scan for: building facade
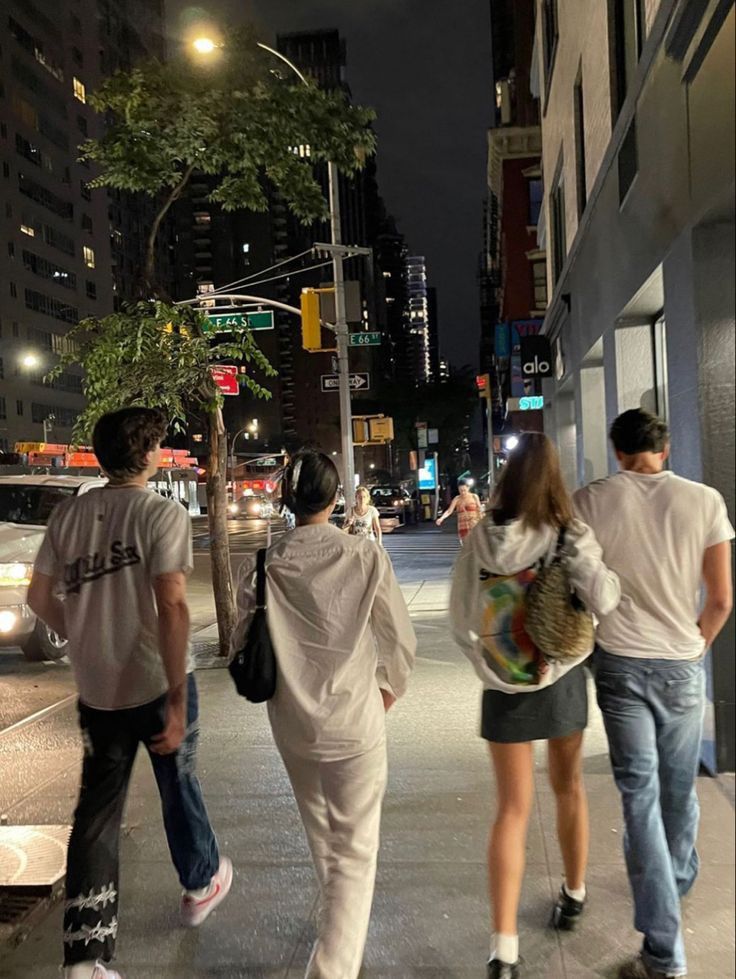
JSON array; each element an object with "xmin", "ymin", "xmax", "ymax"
[
  {"xmin": 535, "ymin": 0, "xmax": 735, "ymax": 770},
  {"xmin": 406, "ymin": 256, "xmax": 431, "ymax": 386},
  {"xmin": 482, "ymin": 0, "xmax": 548, "ymax": 453},
  {"xmin": 0, "ymin": 0, "xmax": 167, "ymax": 450}
]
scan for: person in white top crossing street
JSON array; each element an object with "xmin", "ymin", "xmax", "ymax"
[
  {"xmin": 232, "ymin": 450, "xmax": 416, "ymax": 979},
  {"xmin": 574, "ymin": 409, "xmax": 734, "ymax": 979}
]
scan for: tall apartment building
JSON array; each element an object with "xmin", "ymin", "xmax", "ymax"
[
  {"xmin": 0, "ymin": 0, "xmax": 167, "ymax": 451},
  {"xmin": 534, "ymin": 0, "xmax": 735, "ymax": 770},
  {"xmin": 406, "ymin": 256, "xmax": 431, "ymax": 386}
]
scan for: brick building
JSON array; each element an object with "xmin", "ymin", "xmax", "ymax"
[{"xmin": 535, "ymin": 0, "xmax": 735, "ymax": 770}]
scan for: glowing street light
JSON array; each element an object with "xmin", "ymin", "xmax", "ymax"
[
  {"xmin": 192, "ymin": 37, "xmax": 217, "ymax": 54},
  {"xmin": 505, "ymin": 436, "xmax": 519, "ymax": 451},
  {"xmin": 21, "ymin": 353, "xmax": 40, "ymax": 369}
]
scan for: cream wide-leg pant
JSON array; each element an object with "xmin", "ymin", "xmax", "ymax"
[{"xmin": 278, "ymin": 739, "xmax": 388, "ymax": 979}]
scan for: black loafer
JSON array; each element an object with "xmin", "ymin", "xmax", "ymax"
[
  {"xmin": 487, "ymin": 958, "xmax": 521, "ymax": 978},
  {"xmin": 550, "ymin": 884, "xmax": 586, "ymax": 930}
]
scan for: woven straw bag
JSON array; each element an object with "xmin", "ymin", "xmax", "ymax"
[{"xmin": 525, "ymin": 527, "xmax": 594, "ymax": 660}]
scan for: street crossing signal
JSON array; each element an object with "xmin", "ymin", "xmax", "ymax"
[
  {"xmin": 476, "ymin": 373, "xmax": 491, "ymax": 398},
  {"xmin": 301, "ymin": 289, "xmax": 322, "ymax": 351}
]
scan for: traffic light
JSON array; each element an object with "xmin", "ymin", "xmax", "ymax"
[
  {"xmin": 352, "ymin": 418, "xmax": 369, "ymax": 443},
  {"xmin": 369, "ymin": 417, "xmax": 394, "ymax": 442},
  {"xmin": 476, "ymin": 373, "xmax": 491, "ymax": 398},
  {"xmin": 301, "ymin": 289, "xmax": 322, "ymax": 351}
]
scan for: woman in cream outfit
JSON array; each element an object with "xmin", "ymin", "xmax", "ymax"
[{"xmin": 233, "ymin": 451, "xmax": 416, "ymax": 978}]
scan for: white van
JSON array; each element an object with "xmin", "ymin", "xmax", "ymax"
[{"xmin": 0, "ymin": 475, "xmax": 105, "ymax": 660}]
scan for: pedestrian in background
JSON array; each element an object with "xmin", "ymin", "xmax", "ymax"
[
  {"xmin": 436, "ymin": 478, "xmax": 483, "ymax": 543},
  {"xmin": 28, "ymin": 407, "xmax": 231, "ymax": 979},
  {"xmin": 574, "ymin": 409, "xmax": 734, "ymax": 979},
  {"xmin": 233, "ymin": 450, "xmax": 416, "ymax": 979},
  {"xmin": 343, "ymin": 484, "xmax": 382, "ymax": 543},
  {"xmin": 450, "ymin": 433, "xmax": 620, "ymax": 979}
]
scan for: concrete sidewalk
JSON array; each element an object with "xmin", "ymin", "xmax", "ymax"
[{"xmin": 2, "ymin": 600, "xmax": 733, "ymax": 978}]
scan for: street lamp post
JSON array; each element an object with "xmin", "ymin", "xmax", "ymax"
[
  {"xmin": 193, "ymin": 37, "xmax": 357, "ymax": 509},
  {"xmin": 43, "ymin": 414, "xmax": 55, "ymax": 444}
]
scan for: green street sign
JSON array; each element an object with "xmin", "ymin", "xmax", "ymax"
[
  {"xmin": 349, "ymin": 332, "xmax": 381, "ymax": 347},
  {"xmin": 205, "ymin": 310, "xmax": 274, "ymax": 332}
]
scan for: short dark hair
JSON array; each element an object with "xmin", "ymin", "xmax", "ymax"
[
  {"xmin": 609, "ymin": 408, "xmax": 669, "ymax": 455},
  {"xmin": 93, "ymin": 407, "xmax": 168, "ymax": 479},
  {"xmin": 282, "ymin": 450, "xmax": 339, "ymax": 519}
]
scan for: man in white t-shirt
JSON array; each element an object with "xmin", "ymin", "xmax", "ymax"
[
  {"xmin": 574, "ymin": 409, "xmax": 734, "ymax": 979},
  {"xmin": 29, "ymin": 408, "xmax": 232, "ymax": 979}
]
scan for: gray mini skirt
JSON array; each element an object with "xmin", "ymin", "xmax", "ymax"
[{"xmin": 481, "ymin": 664, "xmax": 589, "ymax": 743}]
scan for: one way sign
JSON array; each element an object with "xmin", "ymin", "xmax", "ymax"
[{"xmin": 320, "ymin": 372, "xmax": 370, "ymax": 393}]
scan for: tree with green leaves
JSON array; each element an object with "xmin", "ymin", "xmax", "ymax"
[{"xmin": 53, "ymin": 30, "xmax": 375, "ymax": 653}]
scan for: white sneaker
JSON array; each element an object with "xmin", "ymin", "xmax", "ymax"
[{"xmin": 180, "ymin": 857, "xmax": 233, "ymax": 927}]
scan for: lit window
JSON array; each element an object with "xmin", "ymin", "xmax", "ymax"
[
  {"xmin": 290, "ymin": 144, "xmax": 311, "ymax": 158},
  {"xmin": 83, "ymin": 245, "xmax": 95, "ymax": 268},
  {"xmin": 73, "ymin": 77, "xmax": 86, "ymax": 103},
  {"xmin": 193, "ymin": 212, "xmax": 211, "ymax": 227},
  {"xmin": 20, "ymin": 224, "xmax": 35, "ymax": 237},
  {"xmin": 242, "ymin": 243, "xmax": 250, "ymax": 253}
]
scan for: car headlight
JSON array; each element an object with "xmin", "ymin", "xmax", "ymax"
[
  {"xmin": 0, "ymin": 609, "xmax": 19, "ymax": 633},
  {"xmin": 0, "ymin": 563, "xmax": 34, "ymax": 587},
  {"xmin": 228, "ymin": 503, "xmax": 239, "ymax": 514}
]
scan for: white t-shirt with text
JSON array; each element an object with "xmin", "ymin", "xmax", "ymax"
[
  {"xmin": 35, "ymin": 486, "xmax": 194, "ymax": 709},
  {"xmin": 574, "ymin": 471, "xmax": 734, "ymax": 660}
]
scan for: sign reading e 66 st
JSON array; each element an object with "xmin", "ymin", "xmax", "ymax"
[{"xmin": 210, "ymin": 365, "xmax": 239, "ymax": 396}]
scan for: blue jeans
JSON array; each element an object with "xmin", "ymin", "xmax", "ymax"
[
  {"xmin": 593, "ymin": 648, "xmax": 705, "ymax": 976},
  {"xmin": 64, "ymin": 674, "xmax": 220, "ymax": 965}
]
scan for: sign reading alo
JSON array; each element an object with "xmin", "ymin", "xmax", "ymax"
[{"xmin": 520, "ymin": 335, "xmax": 553, "ymax": 377}]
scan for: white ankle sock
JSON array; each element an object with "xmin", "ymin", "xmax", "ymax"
[
  {"xmin": 64, "ymin": 963, "xmax": 97, "ymax": 979},
  {"xmin": 185, "ymin": 879, "xmax": 214, "ymax": 899},
  {"xmin": 491, "ymin": 933, "xmax": 519, "ymax": 965},
  {"xmin": 564, "ymin": 880, "xmax": 586, "ymax": 902}
]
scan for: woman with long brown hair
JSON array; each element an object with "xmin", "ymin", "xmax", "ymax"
[{"xmin": 450, "ymin": 433, "xmax": 620, "ymax": 979}]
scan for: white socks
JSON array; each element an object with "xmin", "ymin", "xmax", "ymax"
[
  {"xmin": 64, "ymin": 963, "xmax": 97, "ymax": 979},
  {"xmin": 491, "ymin": 933, "xmax": 519, "ymax": 965},
  {"xmin": 185, "ymin": 879, "xmax": 214, "ymax": 900},
  {"xmin": 564, "ymin": 880, "xmax": 587, "ymax": 903}
]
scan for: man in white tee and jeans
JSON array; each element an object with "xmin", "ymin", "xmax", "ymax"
[
  {"xmin": 574, "ymin": 409, "xmax": 733, "ymax": 979},
  {"xmin": 29, "ymin": 407, "xmax": 232, "ymax": 979}
]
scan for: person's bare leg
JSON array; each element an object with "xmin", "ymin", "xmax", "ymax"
[
  {"xmin": 547, "ymin": 730, "xmax": 588, "ymax": 892},
  {"xmin": 488, "ymin": 741, "xmax": 535, "ymax": 937}
]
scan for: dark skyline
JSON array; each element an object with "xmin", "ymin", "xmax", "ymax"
[{"xmin": 167, "ymin": 0, "xmax": 493, "ymax": 368}]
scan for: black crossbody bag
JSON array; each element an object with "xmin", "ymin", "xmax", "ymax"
[{"xmin": 228, "ymin": 548, "xmax": 277, "ymax": 702}]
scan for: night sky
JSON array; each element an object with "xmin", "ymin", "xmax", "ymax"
[{"xmin": 168, "ymin": 1, "xmax": 493, "ymax": 368}]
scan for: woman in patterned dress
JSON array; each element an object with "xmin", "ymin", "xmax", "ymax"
[{"xmin": 436, "ymin": 479, "xmax": 483, "ymax": 543}]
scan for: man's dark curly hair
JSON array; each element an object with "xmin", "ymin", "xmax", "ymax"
[
  {"xmin": 93, "ymin": 407, "xmax": 168, "ymax": 479},
  {"xmin": 609, "ymin": 408, "xmax": 669, "ymax": 455}
]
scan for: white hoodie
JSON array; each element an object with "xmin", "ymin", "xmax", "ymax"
[{"xmin": 450, "ymin": 516, "xmax": 620, "ymax": 694}]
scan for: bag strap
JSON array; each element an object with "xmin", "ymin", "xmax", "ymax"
[{"xmin": 255, "ymin": 548, "xmax": 267, "ymax": 610}]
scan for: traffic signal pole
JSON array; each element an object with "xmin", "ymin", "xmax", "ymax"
[{"xmin": 328, "ymin": 161, "xmax": 356, "ymax": 510}]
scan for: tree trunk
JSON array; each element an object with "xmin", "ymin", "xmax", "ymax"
[
  {"xmin": 206, "ymin": 410, "xmax": 236, "ymax": 656},
  {"xmin": 144, "ymin": 163, "xmax": 196, "ymax": 293}
]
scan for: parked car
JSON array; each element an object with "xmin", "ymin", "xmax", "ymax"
[
  {"xmin": 369, "ymin": 485, "xmax": 416, "ymax": 531},
  {"xmin": 228, "ymin": 494, "xmax": 274, "ymax": 520},
  {"xmin": 0, "ymin": 475, "xmax": 106, "ymax": 661}
]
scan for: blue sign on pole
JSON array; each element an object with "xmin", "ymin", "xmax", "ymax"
[
  {"xmin": 494, "ymin": 323, "xmax": 511, "ymax": 359},
  {"xmin": 418, "ymin": 455, "xmax": 437, "ymax": 491}
]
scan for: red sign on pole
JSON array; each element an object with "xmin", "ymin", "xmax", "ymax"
[{"xmin": 210, "ymin": 365, "xmax": 239, "ymax": 396}]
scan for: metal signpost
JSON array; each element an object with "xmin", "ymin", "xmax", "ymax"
[{"xmin": 321, "ymin": 373, "xmax": 370, "ymax": 393}]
